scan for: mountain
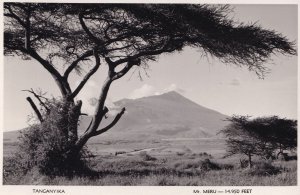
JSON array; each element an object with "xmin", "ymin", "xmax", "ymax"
[
  {"xmin": 79, "ymin": 91, "xmax": 229, "ymax": 141},
  {"xmin": 4, "ymin": 91, "xmax": 229, "ymax": 143}
]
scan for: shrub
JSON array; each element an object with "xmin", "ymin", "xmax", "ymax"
[
  {"xmin": 199, "ymin": 152, "xmax": 212, "ymax": 158},
  {"xmin": 245, "ymin": 161, "xmax": 281, "ymax": 176},
  {"xmin": 176, "ymin": 152, "xmax": 185, "ymax": 156},
  {"xmin": 10, "ymin": 99, "xmax": 92, "ymax": 177},
  {"xmin": 171, "ymin": 158, "xmax": 224, "ymax": 172},
  {"xmin": 200, "ymin": 159, "xmax": 221, "ymax": 171},
  {"xmin": 218, "ymin": 163, "xmax": 234, "ymax": 170},
  {"xmin": 115, "ymin": 151, "xmax": 126, "ymax": 156},
  {"xmin": 139, "ymin": 151, "xmax": 157, "ymax": 161}
]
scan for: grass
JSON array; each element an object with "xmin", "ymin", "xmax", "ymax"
[{"xmin": 3, "ymin": 151, "xmax": 297, "ymax": 186}]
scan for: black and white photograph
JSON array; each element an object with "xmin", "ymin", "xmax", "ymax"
[{"xmin": 1, "ymin": 0, "xmax": 298, "ymax": 194}]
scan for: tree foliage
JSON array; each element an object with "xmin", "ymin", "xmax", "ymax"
[
  {"xmin": 220, "ymin": 116, "xmax": 297, "ymax": 167},
  {"xmin": 4, "ymin": 3, "xmax": 296, "ymax": 174},
  {"xmin": 15, "ymin": 99, "xmax": 91, "ymax": 176},
  {"xmin": 4, "ymin": 4, "xmax": 296, "ymax": 78},
  {"xmin": 243, "ymin": 116, "xmax": 297, "ymax": 156}
]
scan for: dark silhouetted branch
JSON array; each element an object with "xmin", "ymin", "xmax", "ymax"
[
  {"xmin": 4, "ymin": 4, "xmax": 26, "ymax": 27},
  {"xmin": 92, "ymin": 107, "xmax": 126, "ymax": 136},
  {"xmin": 84, "ymin": 117, "xmax": 93, "ymax": 133},
  {"xmin": 22, "ymin": 88, "xmax": 50, "ymax": 113},
  {"xmin": 79, "ymin": 12, "xmax": 104, "ymax": 45},
  {"xmin": 26, "ymin": 96, "xmax": 43, "ymax": 123},
  {"xmin": 64, "ymin": 50, "xmax": 94, "ymax": 78},
  {"xmin": 69, "ymin": 49, "xmax": 101, "ymax": 100}
]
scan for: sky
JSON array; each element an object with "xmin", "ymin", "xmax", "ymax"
[{"xmin": 2, "ymin": 4, "xmax": 298, "ymax": 131}]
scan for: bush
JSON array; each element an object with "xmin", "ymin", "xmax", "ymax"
[
  {"xmin": 245, "ymin": 161, "xmax": 281, "ymax": 176},
  {"xmin": 200, "ymin": 159, "xmax": 221, "ymax": 171},
  {"xmin": 176, "ymin": 152, "xmax": 185, "ymax": 156},
  {"xmin": 199, "ymin": 152, "xmax": 212, "ymax": 158},
  {"xmin": 11, "ymin": 99, "xmax": 91, "ymax": 177},
  {"xmin": 171, "ymin": 158, "xmax": 223, "ymax": 172},
  {"xmin": 139, "ymin": 151, "xmax": 157, "ymax": 161}
]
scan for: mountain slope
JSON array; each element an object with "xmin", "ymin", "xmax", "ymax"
[
  {"xmin": 79, "ymin": 91, "xmax": 229, "ymax": 141},
  {"xmin": 4, "ymin": 91, "xmax": 229, "ymax": 142}
]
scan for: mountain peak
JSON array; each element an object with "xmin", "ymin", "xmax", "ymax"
[
  {"xmin": 157, "ymin": 90, "xmax": 189, "ymax": 102},
  {"xmin": 162, "ymin": 90, "xmax": 181, "ymax": 96}
]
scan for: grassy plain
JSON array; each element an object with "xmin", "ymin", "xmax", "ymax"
[{"xmin": 3, "ymin": 138, "xmax": 297, "ymax": 186}]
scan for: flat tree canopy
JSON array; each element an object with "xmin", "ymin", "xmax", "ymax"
[
  {"xmin": 220, "ymin": 116, "xmax": 297, "ymax": 166},
  {"xmin": 242, "ymin": 116, "xmax": 297, "ymax": 156},
  {"xmin": 3, "ymin": 3, "xmax": 297, "ymax": 174}
]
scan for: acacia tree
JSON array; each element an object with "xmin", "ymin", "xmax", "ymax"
[
  {"xmin": 220, "ymin": 116, "xmax": 297, "ymax": 168},
  {"xmin": 244, "ymin": 116, "xmax": 297, "ymax": 158},
  {"xmin": 4, "ymin": 3, "xmax": 296, "ymax": 171},
  {"xmin": 219, "ymin": 116, "xmax": 263, "ymax": 168}
]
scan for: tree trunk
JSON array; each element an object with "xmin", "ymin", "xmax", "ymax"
[
  {"xmin": 67, "ymin": 100, "xmax": 82, "ymax": 145},
  {"xmin": 277, "ymin": 144, "xmax": 283, "ymax": 159},
  {"xmin": 248, "ymin": 152, "xmax": 252, "ymax": 168},
  {"xmin": 72, "ymin": 77, "xmax": 113, "ymax": 155}
]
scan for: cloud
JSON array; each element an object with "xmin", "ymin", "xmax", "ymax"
[
  {"xmin": 88, "ymin": 97, "xmax": 98, "ymax": 107},
  {"xmin": 128, "ymin": 83, "xmax": 186, "ymax": 99},
  {"xmin": 163, "ymin": 83, "xmax": 186, "ymax": 94},
  {"xmin": 74, "ymin": 79, "xmax": 123, "ymax": 116},
  {"xmin": 74, "ymin": 80, "xmax": 99, "ymax": 115},
  {"xmin": 128, "ymin": 84, "xmax": 157, "ymax": 99},
  {"xmin": 86, "ymin": 96, "xmax": 121, "ymax": 116},
  {"xmin": 87, "ymin": 80, "xmax": 97, "ymax": 88},
  {"xmin": 105, "ymin": 97, "xmax": 121, "ymax": 117},
  {"xmin": 229, "ymin": 78, "xmax": 241, "ymax": 86}
]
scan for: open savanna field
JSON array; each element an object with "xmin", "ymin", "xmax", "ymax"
[{"xmin": 3, "ymin": 137, "xmax": 297, "ymax": 186}]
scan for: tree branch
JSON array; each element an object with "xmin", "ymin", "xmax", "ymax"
[
  {"xmin": 105, "ymin": 57, "xmax": 116, "ymax": 73},
  {"xmin": 112, "ymin": 58, "xmax": 141, "ymax": 80},
  {"xmin": 22, "ymin": 88, "xmax": 50, "ymax": 113},
  {"xmin": 63, "ymin": 50, "xmax": 94, "ymax": 78},
  {"xmin": 25, "ymin": 5, "xmax": 31, "ymax": 49},
  {"xmin": 26, "ymin": 97, "xmax": 43, "ymax": 123},
  {"xmin": 23, "ymin": 49, "xmax": 62, "ymax": 79},
  {"xmin": 68, "ymin": 49, "xmax": 101, "ymax": 100},
  {"xmin": 21, "ymin": 48, "xmax": 71, "ymax": 96},
  {"xmin": 112, "ymin": 44, "xmax": 174, "ymax": 66},
  {"xmin": 5, "ymin": 4, "xmax": 26, "ymax": 27},
  {"xmin": 79, "ymin": 12, "xmax": 104, "ymax": 45},
  {"xmin": 84, "ymin": 117, "xmax": 93, "ymax": 133},
  {"xmin": 106, "ymin": 44, "xmax": 134, "ymax": 54},
  {"xmin": 92, "ymin": 107, "xmax": 126, "ymax": 136}
]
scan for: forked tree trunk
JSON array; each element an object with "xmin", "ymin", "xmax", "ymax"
[
  {"xmin": 69, "ymin": 78, "xmax": 114, "ymax": 157},
  {"xmin": 55, "ymin": 100, "xmax": 86, "ymax": 171}
]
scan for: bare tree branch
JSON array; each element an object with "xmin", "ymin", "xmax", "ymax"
[
  {"xmin": 23, "ymin": 49, "xmax": 61, "ymax": 79},
  {"xmin": 20, "ymin": 49, "xmax": 72, "ymax": 97},
  {"xmin": 22, "ymin": 88, "xmax": 50, "ymax": 113},
  {"xmin": 68, "ymin": 49, "xmax": 101, "ymax": 100},
  {"xmin": 84, "ymin": 117, "xmax": 93, "ymax": 133},
  {"xmin": 64, "ymin": 50, "xmax": 94, "ymax": 78},
  {"xmin": 92, "ymin": 107, "xmax": 126, "ymax": 136},
  {"xmin": 26, "ymin": 97, "xmax": 43, "ymax": 123},
  {"xmin": 112, "ymin": 58, "xmax": 141, "ymax": 80}
]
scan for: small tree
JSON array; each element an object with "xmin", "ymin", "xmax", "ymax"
[
  {"xmin": 220, "ymin": 116, "xmax": 262, "ymax": 168},
  {"xmin": 244, "ymin": 116, "xmax": 297, "ymax": 158},
  {"xmin": 220, "ymin": 116, "xmax": 297, "ymax": 167},
  {"xmin": 4, "ymin": 3, "xmax": 296, "ymax": 174}
]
